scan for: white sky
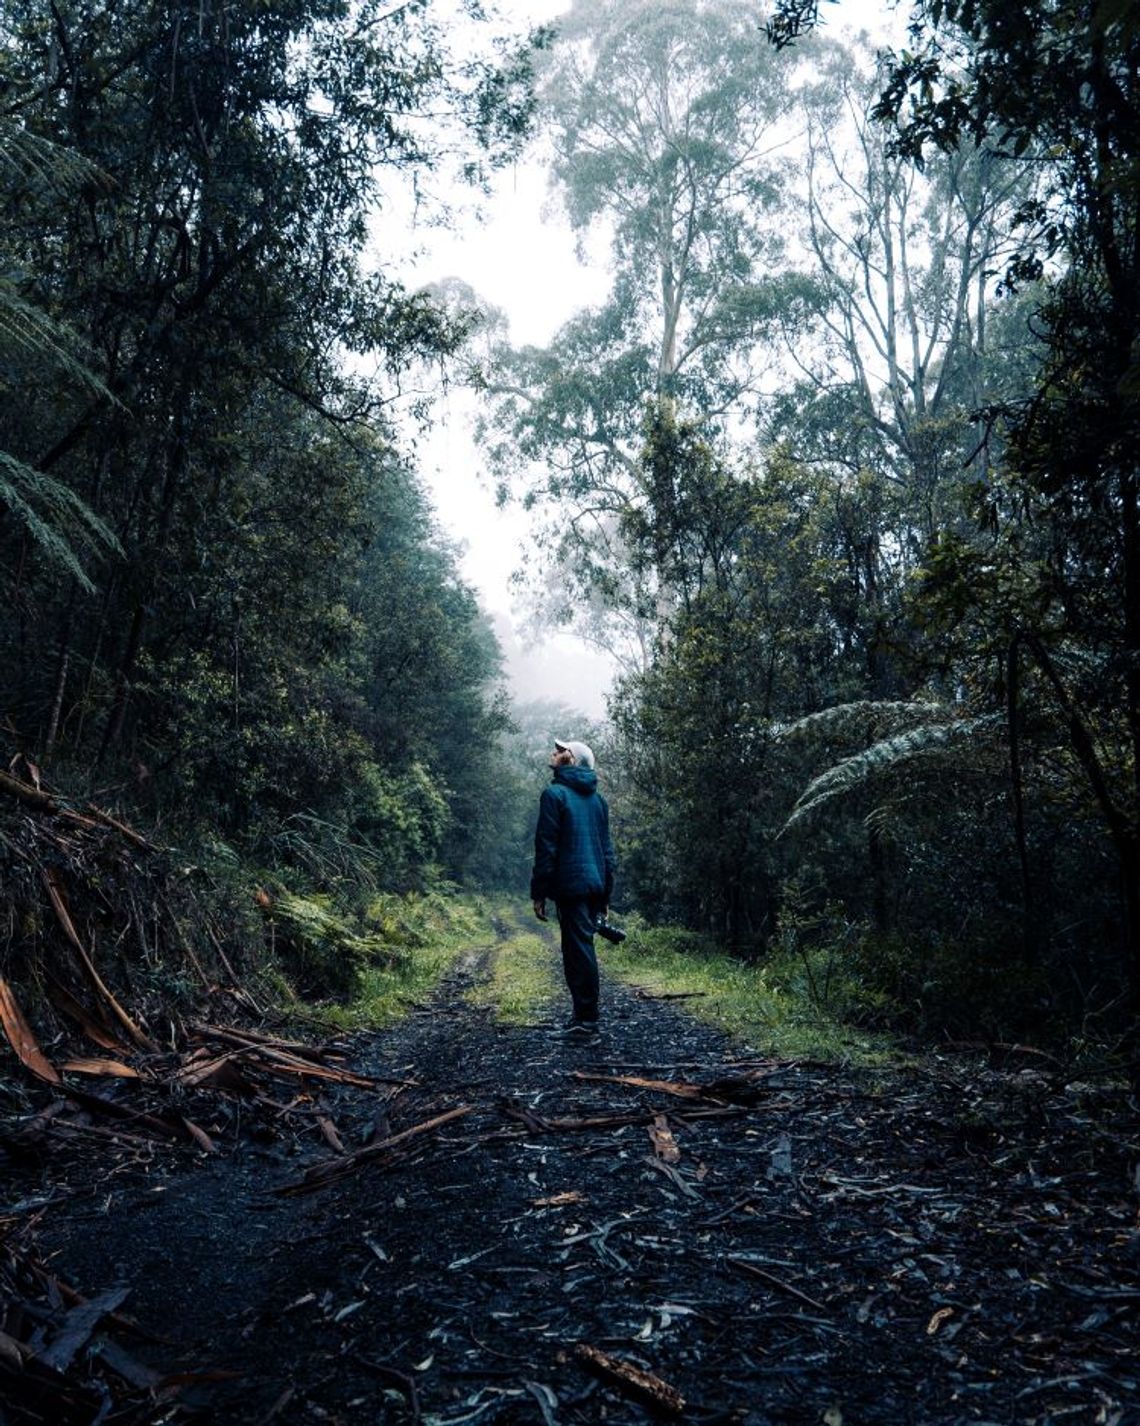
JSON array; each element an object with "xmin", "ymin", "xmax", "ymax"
[{"xmin": 389, "ymin": 0, "xmax": 909, "ymax": 720}]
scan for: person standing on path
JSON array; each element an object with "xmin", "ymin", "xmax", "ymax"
[{"xmin": 530, "ymin": 738, "xmax": 617, "ymax": 1037}]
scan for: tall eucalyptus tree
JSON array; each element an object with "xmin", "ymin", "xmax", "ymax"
[
  {"xmin": 478, "ymin": 0, "xmax": 810, "ymax": 652},
  {"xmin": 0, "ymin": 0, "xmax": 538, "ymax": 880},
  {"xmin": 770, "ymin": 44, "xmax": 1034, "ymax": 695},
  {"xmin": 767, "ymin": 0, "xmax": 1140, "ymax": 1021}
]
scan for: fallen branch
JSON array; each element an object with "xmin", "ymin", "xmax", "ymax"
[
  {"xmin": 634, "ymin": 989, "xmax": 707, "ymax": 1001},
  {"xmin": 727, "ymin": 1257, "xmax": 830, "ymax": 1313},
  {"xmin": 573, "ymin": 1343, "xmax": 685, "ymax": 1416},
  {"xmin": 570, "ymin": 1071, "xmax": 705, "ymax": 1100},
  {"xmin": 0, "ymin": 976, "xmax": 62, "ymax": 1084},
  {"xmin": 275, "ymin": 1104, "xmax": 474, "ymax": 1195},
  {"xmin": 0, "ymin": 768, "xmax": 56, "ymax": 811},
  {"xmin": 41, "ymin": 868, "xmax": 156, "ymax": 1051}
]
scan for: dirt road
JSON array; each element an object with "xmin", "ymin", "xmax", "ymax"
[{"xmin": 33, "ymin": 928, "xmax": 1139, "ymax": 1425}]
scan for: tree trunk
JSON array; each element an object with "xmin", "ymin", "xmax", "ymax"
[{"xmin": 1005, "ymin": 635, "xmax": 1036, "ymax": 961}]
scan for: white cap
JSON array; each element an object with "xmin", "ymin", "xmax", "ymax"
[{"xmin": 555, "ymin": 738, "xmax": 595, "ymax": 770}]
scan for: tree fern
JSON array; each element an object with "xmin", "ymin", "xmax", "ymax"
[
  {"xmin": 0, "ymin": 119, "xmax": 107, "ymax": 193},
  {"xmin": 0, "ymin": 452, "xmax": 122, "ymax": 592},
  {"xmin": 782, "ymin": 716, "xmax": 1002, "ymax": 832},
  {"xmin": 0, "ymin": 286, "xmax": 113, "ymax": 398},
  {"xmin": 0, "ymin": 122, "xmax": 118, "ymax": 585},
  {"xmin": 779, "ymin": 698, "xmax": 948, "ymax": 742}
]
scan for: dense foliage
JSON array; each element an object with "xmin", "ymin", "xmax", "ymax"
[
  {"xmin": 0, "ymin": 0, "xmax": 542, "ymax": 897},
  {"xmin": 483, "ymin": 0, "xmax": 1140, "ymax": 1048},
  {"xmin": 5, "ymin": 0, "xmax": 1136, "ymax": 1052}
]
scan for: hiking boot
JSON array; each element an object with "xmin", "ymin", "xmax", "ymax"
[{"xmin": 555, "ymin": 1018, "xmax": 599, "ymax": 1039}]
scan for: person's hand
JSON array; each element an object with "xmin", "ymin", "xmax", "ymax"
[{"xmin": 533, "ymin": 898, "xmax": 547, "ymax": 922}]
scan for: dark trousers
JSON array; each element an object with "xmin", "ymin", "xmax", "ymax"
[{"xmin": 556, "ymin": 897, "xmax": 600, "ymax": 1022}]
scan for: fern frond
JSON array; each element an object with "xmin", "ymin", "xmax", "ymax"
[
  {"xmin": 269, "ymin": 812, "xmax": 387, "ymax": 892},
  {"xmin": 0, "ymin": 283, "xmax": 115, "ymax": 401},
  {"xmin": 862, "ymin": 797, "xmax": 917, "ymax": 838},
  {"xmin": 778, "ymin": 699, "xmax": 947, "ymax": 743},
  {"xmin": 782, "ymin": 717, "xmax": 1001, "ymax": 832},
  {"xmin": 0, "ymin": 121, "xmax": 107, "ymax": 194},
  {"xmin": 0, "ymin": 451, "xmax": 122, "ymax": 590}
]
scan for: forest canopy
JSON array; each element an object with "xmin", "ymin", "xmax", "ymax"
[
  {"xmin": 0, "ymin": 0, "xmax": 546, "ymax": 898},
  {"xmin": 476, "ymin": 0, "xmax": 1140, "ymax": 1047},
  {"xmin": 3, "ymin": 0, "xmax": 1138, "ymax": 1053}
]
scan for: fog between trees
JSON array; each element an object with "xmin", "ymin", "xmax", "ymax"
[{"xmin": 3, "ymin": 0, "xmax": 1137, "ymax": 1049}]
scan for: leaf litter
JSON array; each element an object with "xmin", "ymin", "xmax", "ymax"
[{"xmin": 1, "ymin": 912, "xmax": 1138, "ymax": 1424}]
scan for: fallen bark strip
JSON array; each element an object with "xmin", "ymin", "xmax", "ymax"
[
  {"xmin": 92, "ymin": 1337, "xmax": 164, "ymax": 1390},
  {"xmin": 175, "ymin": 1048, "xmax": 253, "ymax": 1091},
  {"xmin": 61, "ymin": 1082, "xmax": 184, "ymax": 1140},
  {"xmin": 570, "ymin": 1068, "xmax": 780, "ymax": 1106},
  {"xmin": 43, "ymin": 1118, "xmax": 157, "ymax": 1150},
  {"xmin": 59, "ymin": 1057, "xmax": 143, "ymax": 1079},
  {"xmin": 36, "ymin": 1285, "xmax": 131, "ymax": 1373},
  {"xmin": 191, "ymin": 1024, "xmax": 401, "ymax": 1088},
  {"xmin": 48, "ymin": 979, "xmax": 129, "ymax": 1053},
  {"xmin": 0, "ymin": 976, "xmax": 62, "ymax": 1084},
  {"xmin": 275, "ymin": 1105, "xmax": 474, "ymax": 1195},
  {"xmin": 644, "ymin": 1154, "xmax": 701, "ymax": 1200},
  {"xmin": 504, "ymin": 1103, "xmax": 743, "ymax": 1133},
  {"xmin": 52, "ymin": 1277, "xmax": 174, "ymax": 1345},
  {"xmin": 570, "ymin": 1071, "xmax": 705, "ymax": 1100},
  {"xmin": 180, "ymin": 1117, "xmax": 218, "ymax": 1154},
  {"xmin": 191, "ymin": 1022, "xmax": 340, "ymax": 1061},
  {"xmin": 41, "ymin": 868, "xmax": 157, "ymax": 1051},
  {"xmin": 726, "ymin": 1257, "xmax": 830, "ymax": 1313},
  {"xmin": 180, "ymin": 1037, "xmax": 382, "ymax": 1092},
  {"xmin": 573, "ymin": 1344, "xmax": 685, "ymax": 1416},
  {"xmin": 252, "ymin": 1045, "xmax": 380, "ymax": 1089},
  {"xmin": 0, "ymin": 769, "xmax": 160, "ymax": 857},
  {"xmin": 79, "ymin": 804, "xmax": 156, "ymax": 850}
]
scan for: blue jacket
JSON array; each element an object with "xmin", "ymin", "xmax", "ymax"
[{"xmin": 530, "ymin": 764, "xmax": 617, "ymax": 903}]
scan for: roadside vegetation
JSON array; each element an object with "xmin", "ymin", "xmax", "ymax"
[
  {"xmin": 279, "ymin": 892, "xmax": 493, "ymax": 1032},
  {"xmin": 601, "ymin": 922, "xmax": 897, "ymax": 1065},
  {"xmin": 455, "ymin": 903, "xmax": 896, "ymax": 1065},
  {"xmin": 3, "ymin": 0, "xmax": 1138, "ymax": 1078}
]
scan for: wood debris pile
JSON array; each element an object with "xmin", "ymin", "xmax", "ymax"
[
  {"xmin": 1, "ymin": 1016, "xmax": 406, "ymax": 1166},
  {"xmin": 5, "ymin": 959, "xmax": 1138, "ymax": 1424},
  {"xmin": 0, "ymin": 1213, "xmax": 175, "ymax": 1425},
  {"xmin": 0, "ymin": 760, "xmax": 259, "ymax": 1048},
  {"xmin": 284, "ymin": 1005, "xmax": 1138, "ymax": 1426}
]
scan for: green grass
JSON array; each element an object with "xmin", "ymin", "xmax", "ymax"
[
  {"xmin": 601, "ymin": 920, "xmax": 898, "ymax": 1064},
  {"xmin": 278, "ymin": 885, "xmax": 898, "ymax": 1065},
  {"xmin": 466, "ymin": 910, "xmax": 561, "ymax": 1025},
  {"xmin": 303, "ymin": 892, "xmax": 490, "ymax": 1031}
]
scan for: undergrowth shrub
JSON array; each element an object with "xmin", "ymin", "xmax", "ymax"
[
  {"xmin": 265, "ymin": 891, "xmax": 395, "ymax": 1000},
  {"xmin": 264, "ymin": 885, "xmax": 481, "ymax": 1003},
  {"xmin": 847, "ymin": 930, "xmax": 1053, "ymax": 1042},
  {"xmin": 615, "ymin": 919, "xmax": 720, "ymax": 960},
  {"xmin": 762, "ymin": 942, "xmax": 896, "ymax": 1029}
]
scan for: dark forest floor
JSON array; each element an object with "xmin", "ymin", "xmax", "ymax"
[{"xmin": 11, "ymin": 916, "xmax": 1140, "ymax": 1426}]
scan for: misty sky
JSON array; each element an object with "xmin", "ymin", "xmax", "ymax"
[{"xmin": 395, "ymin": 0, "xmax": 909, "ymax": 720}]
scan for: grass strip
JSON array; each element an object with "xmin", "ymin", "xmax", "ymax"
[
  {"xmin": 467, "ymin": 910, "xmax": 561, "ymax": 1025},
  {"xmin": 600, "ymin": 922, "xmax": 896, "ymax": 1064},
  {"xmin": 311, "ymin": 894, "xmax": 488, "ymax": 1030}
]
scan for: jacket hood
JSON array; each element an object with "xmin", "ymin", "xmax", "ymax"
[{"xmin": 554, "ymin": 764, "xmax": 598, "ymax": 795}]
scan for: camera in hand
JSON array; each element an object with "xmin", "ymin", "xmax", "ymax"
[{"xmin": 595, "ymin": 916, "xmax": 626, "ymax": 944}]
